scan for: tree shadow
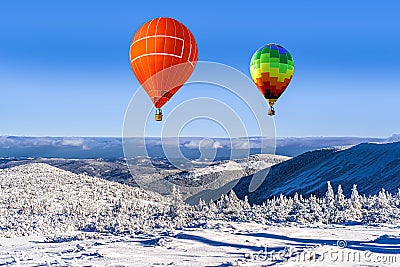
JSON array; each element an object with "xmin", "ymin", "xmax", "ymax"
[
  {"xmin": 176, "ymin": 233, "xmax": 264, "ymax": 252},
  {"xmin": 237, "ymin": 232, "xmax": 400, "ymax": 254}
]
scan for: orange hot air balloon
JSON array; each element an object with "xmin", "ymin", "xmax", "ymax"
[{"xmin": 129, "ymin": 17, "xmax": 198, "ymax": 121}]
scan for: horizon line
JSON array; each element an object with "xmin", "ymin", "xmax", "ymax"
[{"xmin": 0, "ymin": 135, "xmax": 398, "ymax": 139}]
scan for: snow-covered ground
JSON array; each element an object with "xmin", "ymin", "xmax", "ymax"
[
  {"xmin": 1, "ymin": 150, "xmax": 400, "ymax": 266},
  {"xmin": 1, "ymin": 221, "xmax": 399, "ymax": 266}
]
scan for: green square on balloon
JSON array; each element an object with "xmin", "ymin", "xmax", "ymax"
[
  {"xmin": 270, "ymin": 50, "xmax": 279, "ymax": 58},
  {"xmin": 260, "ymin": 53, "xmax": 270, "ymax": 62},
  {"xmin": 270, "ymin": 57, "xmax": 280, "ymax": 64},
  {"xmin": 262, "ymin": 46, "xmax": 270, "ymax": 54},
  {"xmin": 270, "ymin": 62, "xmax": 279, "ymax": 68},
  {"xmin": 279, "ymin": 55, "xmax": 288, "ymax": 63}
]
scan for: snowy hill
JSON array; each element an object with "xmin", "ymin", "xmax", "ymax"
[
  {"xmin": 0, "ymin": 163, "xmax": 168, "ymax": 237},
  {"xmin": 165, "ymin": 154, "xmax": 290, "ymax": 187},
  {"xmin": 234, "ymin": 142, "xmax": 400, "ymax": 204},
  {"xmin": 0, "ymin": 155, "xmax": 289, "ymax": 201},
  {"xmin": 163, "ymin": 154, "xmax": 289, "ymax": 204},
  {"xmin": 0, "ymin": 158, "xmax": 136, "ymax": 186}
]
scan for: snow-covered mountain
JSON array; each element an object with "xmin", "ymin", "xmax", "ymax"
[
  {"xmin": 0, "ymin": 158, "xmax": 136, "ymax": 186},
  {"xmin": 0, "ymin": 163, "xmax": 168, "ymax": 237},
  {"xmin": 234, "ymin": 142, "xmax": 400, "ymax": 204},
  {"xmin": 0, "ymin": 155, "xmax": 289, "ymax": 194},
  {"xmin": 165, "ymin": 154, "xmax": 290, "ymax": 187},
  {"xmin": 162, "ymin": 154, "xmax": 289, "ymax": 204},
  {"xmin": 1, "ymin": 145, "xmax": 400, "ymax": 266},
  {"xmin": 1, "ymin": 160, "xmax": 400, "ymax": 266}
]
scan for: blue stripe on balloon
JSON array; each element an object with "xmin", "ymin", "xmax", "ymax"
[{"xmin": 278, "ymin": 47, "xmax": 287, "ymax": 54}]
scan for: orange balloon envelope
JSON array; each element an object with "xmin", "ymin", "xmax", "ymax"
[{"xmin": 129, "ymin": 17, "xmax": 198, "ymax": 120}]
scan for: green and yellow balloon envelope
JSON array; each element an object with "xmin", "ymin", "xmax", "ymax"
[{"xmin": 250, "ymin": 43, "xmax": 294, "ymax": 115}]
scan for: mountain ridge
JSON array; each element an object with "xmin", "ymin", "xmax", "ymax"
[{"xmin": 233, "ymin": 142, "xmax": 400, "ymax": 204}]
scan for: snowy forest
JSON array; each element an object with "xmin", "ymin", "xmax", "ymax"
[{"xmin": 1, "ymin": 164, "xmax": 398, "ymax": 238}]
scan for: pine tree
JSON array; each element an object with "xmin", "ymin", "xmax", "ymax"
[
  {"xmin": 323, "ymin": 181, "xmax": 336, "ymax": 223},
  {"xmin": 350, "ymin": 184, "xmax": 362, "ymax": 220},
  {"xmin": 169, "ymin": 186, "xmax": 185, "ymax": 222},
  {"xmin": 215, "ymin": 194, "xmax": 227, "ymax": 216},
  {"xmin": 333, "ymin": 184, "xmax": 348, "ymax": 222},
  {"xmin": 242, "ymin": 196, "xmax": 251, "ymax": 210},
  {"xmin": 207, "ymin": 199, "xmax": 217, "ymax": 219},
  {"xmin": 273, "ymin": 194, "xmax": 291, "ymax": 222},
  {"xmin": 336, "ymin": 185, "xmax": 346, "ymax": 210},
  {"xmin": 196, "ymin": 198, "xmax": 207, "ymax": 213},
  {"xmin": 289, "ymin": 192, "xmax": 306, "ymax": 223},
  {"xmin": 308, "ymin": 195, "xmax": 323, "ymax": 223},
  {"xmin": 227, "ymin": 190, "xmax": 240, "ymax": 210},
  {"xmin": 325, "ymin": 181, "xmax": 335, "ymax": 208},
  {"xmin": 378, "ymin": 188, "xmax": 389, "ymax": 208}
]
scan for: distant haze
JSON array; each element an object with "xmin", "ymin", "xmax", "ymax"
[{"xmin": 0, "ymin": 135, "xmax": 399, "ymax": 159}]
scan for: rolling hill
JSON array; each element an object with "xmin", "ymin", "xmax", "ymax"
[
  {"xmin": 0, "ymin": 163, "xmax": 167, "ymax": 237},
  {"xmin": 234, "ymin": 142, "xmax": 400, "ymax": 204}
]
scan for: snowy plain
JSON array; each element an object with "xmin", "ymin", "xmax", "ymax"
[{"xmin": 1, "ymin": 221, "xmax": 399, "ymax": 266}]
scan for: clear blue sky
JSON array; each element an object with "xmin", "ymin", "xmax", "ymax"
[{"xmin": 1, "ymin": 0, "xmax": 399, "ymax": 137}]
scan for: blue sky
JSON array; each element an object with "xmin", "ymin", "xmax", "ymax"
[{"xmin": 0, "ymin": 0, "xmax": 399, "ymax": 137}]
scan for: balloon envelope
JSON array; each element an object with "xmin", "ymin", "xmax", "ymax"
[
  {"xmin": 129, "ymin": 18, "xmax": 198, "ymax": 108},
  {"xmin": 250, "ymin": 43, "xmax": 294, "ymax": 108}
]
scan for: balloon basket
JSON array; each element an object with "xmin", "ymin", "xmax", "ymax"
[
  {"xmin": 268, "ymin": 108, "xmax": 275, "ymax": 116},
  {"xmin": 155, "ymin": 109, "xmax": 163, "ymax": 121}
]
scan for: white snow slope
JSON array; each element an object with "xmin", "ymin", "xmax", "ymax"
[
  {"xmin": 0, "ymin": 163, "xmax": 168, "ymax": 238},
  {"xmin": 235, "ymin": 142, "xmax": 400, "ymax": 204},
  {"xmin": 1, "ymin": 153, "xmax": 400, "ymax": 266},
  {"xmin": 1, "ymin": 221, "xmax": 399, "ymax": 266}
]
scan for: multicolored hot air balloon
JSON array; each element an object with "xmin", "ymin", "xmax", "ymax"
[
  {"xmin": 250, "ymin": 43, "xmax": 294, "ymax": 116},
  {"xmin": 129, "ymin": 17, "xmax": 198, "ymax": 121}
]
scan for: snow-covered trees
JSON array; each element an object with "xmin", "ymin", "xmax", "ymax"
[
  {"xmin": 323, "ymin": 181, "xmax": 336, "ymax": 223},
  {"xmin": 168, "ymin": 186, "xmax": 187, "ymax": 228},
  {"xmin": 336, "ymin": 185, "xmax": 346, "ymax": 210},
  {"xmin": 1, "ymin": 163, "xmax": 400, "ymax": 238},
  {"xmin": 350, "ymin": 184, "xmax": 362, "ymax": 220},
  {"xmin": 0, "ymin": 164, "xmax": 172, "ymax": 237},
  {"xmin": 189, "ymin": 181, "xmax": 400, "ymax": 226}
]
